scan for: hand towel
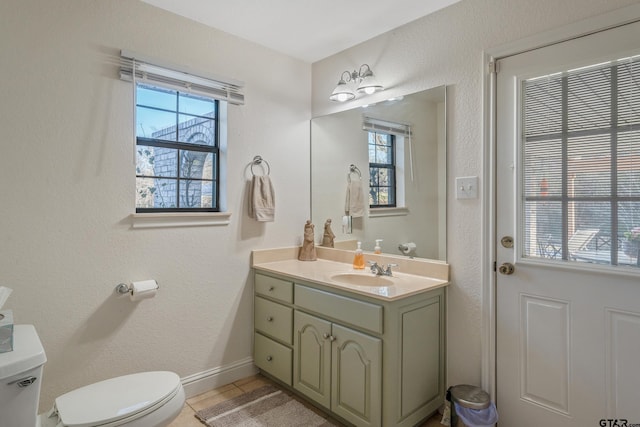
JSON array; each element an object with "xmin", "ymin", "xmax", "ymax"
[
  {"xmin": 249, "ymin": 175, "xmax": 275, "ymax": 222},
  {"xmin": 345, "ymin": 179, "xmax": 365, "ymax": 218}
]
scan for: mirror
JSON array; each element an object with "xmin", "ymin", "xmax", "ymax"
[{"xmin": 311, "ymin": 86, "xmax": 446, "ymax": 261}]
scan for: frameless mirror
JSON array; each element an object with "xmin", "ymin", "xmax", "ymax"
[{"xmin": 311, "ymin": 86, "xmax": 447, "ymax": 261}]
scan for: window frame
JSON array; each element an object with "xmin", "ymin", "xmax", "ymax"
[
  {"xmin": 135, "ymin": 83, "xmax": 221, "ymax": 213},
  {"xmin": 368, "ymin": 131, "xmax": 397, "ymax": 208}
]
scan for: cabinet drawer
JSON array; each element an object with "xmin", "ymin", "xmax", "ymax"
[
  {"xmin": 255, "ymin": 273, "xmax": 293, "ymax": 304},
  {"xmin": 255, "ymin": 297, "xmax": 293, "ymax": 345},
  {"xmin": 254, "ymin": 332, "xmax": 292, "ymax": 386},
  {"xmin": 295, "ymin": 285, "xmax": 383, "ymax": 334}
]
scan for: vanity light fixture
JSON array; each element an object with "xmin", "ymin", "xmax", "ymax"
[{"xmin": 329, "ymin": 64, "xmax": 384, "ymax": 102}]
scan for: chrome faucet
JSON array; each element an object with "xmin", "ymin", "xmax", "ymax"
[{"xmin": 368, "ymin": 261, "xmax": 398, "ymax": 276}]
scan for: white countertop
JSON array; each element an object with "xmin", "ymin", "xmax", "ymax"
[{"xmin": 253, "ymin": 258, "xmax": 449, "ymax": 301}]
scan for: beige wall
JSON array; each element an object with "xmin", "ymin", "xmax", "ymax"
[
  {"xmin": 0, "ymin": 0, "xmax": 310, "ymax": 409},
  {"xmin": 312, "ymin": 0, "xmax": 638, "ymax": 387}
]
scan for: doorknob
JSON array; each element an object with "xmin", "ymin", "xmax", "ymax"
[{"xmin": 498, "ymin": 262, "xmax": 515, "ymax": 275}]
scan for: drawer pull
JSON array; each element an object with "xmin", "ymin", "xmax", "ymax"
[
  {"xmin": 267, "ymin": 316, "xmax": 274, "ymax": 322},
  {"xmin": 266, "ymin": 355, "xmax": 273, "ymax": 361},
  {"xmin": 268, "ymin": 286, "xmax": 275, "ymax": 291}
]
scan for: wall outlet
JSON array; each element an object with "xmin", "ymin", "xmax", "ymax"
[{"xmin": 455, "ymin": 176, "xmax": 478, "ymax": 199}]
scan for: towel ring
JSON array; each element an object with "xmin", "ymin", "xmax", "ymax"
[
  {"xmin": 348, "ymin": 164, "xmax": 362, "ymax": 181},
  {"xmin": 251, "ymin": 155, "xmax": 271, "ymax": 176}
]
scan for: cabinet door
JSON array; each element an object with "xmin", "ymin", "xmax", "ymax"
[
  {"xmin": 331, "ymin": 324, "xmax": 382, "ymax": 427},
  {"xmin": 293, "ymin": 311, "xmax": 331, "ymax": 409}
]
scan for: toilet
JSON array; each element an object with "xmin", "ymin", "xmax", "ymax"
[{"xmin": 0, "ymin": 325, "xmax": 185, "ymax": 427}]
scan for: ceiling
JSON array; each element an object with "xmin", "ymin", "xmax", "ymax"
[{"xmin": 140, "ymin": 0, "xmax": 461, "ymax": 63}]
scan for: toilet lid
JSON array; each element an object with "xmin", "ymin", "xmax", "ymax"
[{"xmin": 54, "ymin": 371, "xmax": 181, "ymax": 427}]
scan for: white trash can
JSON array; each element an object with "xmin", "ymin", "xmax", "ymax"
[{"xmin": 449, "ymin": 384, "xmax": 498, "ymax": 427}]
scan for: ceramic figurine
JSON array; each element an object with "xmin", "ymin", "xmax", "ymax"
[
  {"xmin": 321, "ymin": 219, "xmax": 335, "ymax": 248},
  {"xmin": 298, "ymin": 220, "xmax": 317, "ymax": 261}
]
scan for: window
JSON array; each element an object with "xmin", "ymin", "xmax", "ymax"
[
  {"xmin": 135, "ymin": 83, "xmax": 219, "ymax": 212},
  {"xmin": 119, "ymin": 50, "xmax": 244, "ymax": 217},
  {"xmin": 522, "ymin": 56, "xmax": 640, "ymax": 267},
  {"xmin": 368, "ymin": 132, "xmax": 396, "ymax": 207}
]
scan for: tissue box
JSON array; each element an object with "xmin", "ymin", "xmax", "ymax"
[{"xmin": 0, "ymin": 310, "xmax": 14, "ymax": 353}]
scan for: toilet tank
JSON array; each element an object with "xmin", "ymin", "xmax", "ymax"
[{"xmin": 0, "ymin": 324, "xmax": 47, "ymax": 427}]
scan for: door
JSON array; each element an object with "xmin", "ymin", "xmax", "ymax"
[
  {"xmin": 496, "ymin": 21, "xmax": 640, "ymax": 426},
  {"xmin": 331, "ymin": 323, "xmax": 382, "ymax": 427}
]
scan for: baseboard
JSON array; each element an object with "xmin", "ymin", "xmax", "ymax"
[{"xmin": 180, "ymin": 357, "xmax": 258, "ymax": 398}]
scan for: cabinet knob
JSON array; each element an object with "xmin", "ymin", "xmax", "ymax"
[
  {"xmin": 323, "ymin": 333, "xmax": 336, "ymax": 342},
  {"xmin": 268, "ymin": 286, "xmax": 275, "ymax": 291},
  {"xmin": 266, "ymin": 355, "xmax": 273, "ymax": 361},
  {"xmin": 267, "ymin": 316, "xmax": 274, "ymax": 322}
]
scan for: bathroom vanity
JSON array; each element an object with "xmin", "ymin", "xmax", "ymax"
[{"xmin": 252, "ymin": 247, "xmax": 449, "ymax": 427}]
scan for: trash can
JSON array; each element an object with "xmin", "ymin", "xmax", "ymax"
[{"xmin": 448, "ymin": 384, "xmax": 498, "ymax": 427}]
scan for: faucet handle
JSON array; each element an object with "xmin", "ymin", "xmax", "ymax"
[
  {"xmin": 368, "ymin": 261, "xmax": 383, "ymax": 275},
  {"xmin": 384, "ymin": 263, "xmax": 398, "ymax": 275}
]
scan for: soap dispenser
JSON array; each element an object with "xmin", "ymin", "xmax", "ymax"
[
  {"xmin": 374, "ymin": 239, "xmax": 383, "ymax": 254},
  {"xmin": 353, "ymin": 241, "xmax": 365, "ymax": 270}
]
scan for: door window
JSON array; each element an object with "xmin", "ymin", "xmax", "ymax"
[{"xmin": 522, "ymin": 56, "xmax": 640, "ymax": 267}]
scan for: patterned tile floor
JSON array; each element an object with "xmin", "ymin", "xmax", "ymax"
[{"xmin": 168, "ymin": 374, "xmax": 442, "ymax": 426}]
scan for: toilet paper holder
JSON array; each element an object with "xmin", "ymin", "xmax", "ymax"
[{"xmin": 115, "ymin": 282, "xmax": 160, "ymax": 295}]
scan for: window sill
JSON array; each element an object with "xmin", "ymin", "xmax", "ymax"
[
  {"xmin": 130, "ymin": 212, "xmax": 232, "ymax": 228},
  {"xmin": 368, "ymin": 207, "xmax": 409, "ymax": 218}
]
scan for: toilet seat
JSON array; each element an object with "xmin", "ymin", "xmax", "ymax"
[{"xmin": 48, "ymin": 371, "xmax": 182, "ymax": 427}]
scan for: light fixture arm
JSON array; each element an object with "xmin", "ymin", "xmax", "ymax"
[
  {"xmin": 357, "ymin": 64, "xmax": 374, "ymax": 80},
  {"xmin": 340, "ymin": 64, "xmax": 374, "ymax": 83},
  {"xmin": 341, "ymin": 70, "xmax": 354, "ymax": 83}
]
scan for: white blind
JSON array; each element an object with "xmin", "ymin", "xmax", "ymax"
[
  {"xmin": 119, "ymin": 50, "xmax": 244, "ymax": 105},
  {"xmin": 522, "ymin": 56, "xmax": 640, "ymax": 266},
  {"xmin": 362, "ymin": 116, "xmax": 412, "ymax": 137}
]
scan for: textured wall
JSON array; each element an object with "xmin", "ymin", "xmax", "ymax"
[
  {"xmin": 0, "ymin": 0, "xmax": 310, "ymax": 409},
  {"xmin": 312, "ymin": 0, "xmax": 638, "ymax": 387}
]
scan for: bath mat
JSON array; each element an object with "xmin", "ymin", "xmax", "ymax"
[{"xmin": 195, "ymin": 384, "xmax": 341, "ymax": 427}]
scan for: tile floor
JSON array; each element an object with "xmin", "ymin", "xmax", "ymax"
[{"xmin": 168, "ymin": 373, "xmax": 443, "ymax": 426}]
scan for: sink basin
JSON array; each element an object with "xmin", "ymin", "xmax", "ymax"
[{"xmin": 330, "ymin": 273, "xmax": 394, "ymax": 287}]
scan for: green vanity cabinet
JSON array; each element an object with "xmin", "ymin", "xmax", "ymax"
[{"xmin": 253, "ymin": 271, "xmax": 445, "ymax": 427}]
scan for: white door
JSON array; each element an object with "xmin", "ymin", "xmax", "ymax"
[{"xmin": 496, "ymin": 21, "xmax": 640, "ymax": 426}]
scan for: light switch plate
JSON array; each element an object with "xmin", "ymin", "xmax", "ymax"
[{"xmin": 455, "ymin": 176, "xmax": 478, "ymax": 199}]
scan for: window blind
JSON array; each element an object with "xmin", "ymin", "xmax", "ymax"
[
  {"xmin": 362, "ymin": 116, "xmax": 412, "ymax": 137},
  {"xmin": 522, "ymin": 55, "xmax": 640, "ymax": 266},
  {"xmin": 120, "ymin": 50, "xmax": 245, "ymax": 105}
]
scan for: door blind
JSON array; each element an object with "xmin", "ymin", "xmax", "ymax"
[{"xmin": 522, "ymin": 55, "xmax": 640, "ymax": 267}]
